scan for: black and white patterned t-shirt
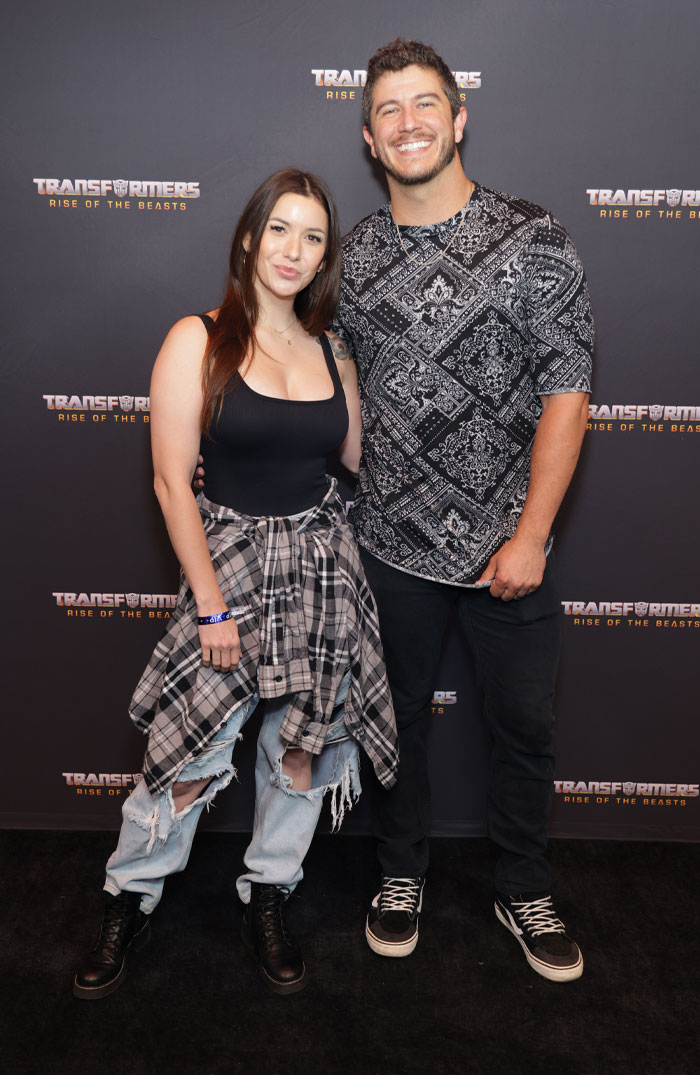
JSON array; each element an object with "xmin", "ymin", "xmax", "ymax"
[{"xmin": 332, "ymin": 182, "xmax": 594, "ymax": 586}]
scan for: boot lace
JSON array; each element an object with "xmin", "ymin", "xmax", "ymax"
[
  {"xmin": 94, "ymin": 893, "xmax": 138, "ymax": 957},
  {"xmin": 255, "ymin": 885, "xmax": 293, "ymax": 950},
  {"xmin": 511, "ymin": 895, "xmax": 565, "ymax": 936},
  {"xmin": 380, "ymin": 877, "xmax": 423, "ymax": 914}
]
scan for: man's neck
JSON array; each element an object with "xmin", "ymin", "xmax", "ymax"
[{"xmin": 388, "ymin": 159, "xmax": 474, "ymax": 226}]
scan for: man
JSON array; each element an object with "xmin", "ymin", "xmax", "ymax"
[{"xmin": 328, "ymin": 38, "xmax": 593, "ymax": 982}]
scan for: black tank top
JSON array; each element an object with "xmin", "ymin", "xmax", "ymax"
[{"xmin": 198, "ymin": 314, "xmax": 349, "ymax": 516}]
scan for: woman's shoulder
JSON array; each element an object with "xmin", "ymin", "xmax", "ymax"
[
  {"xmin": 153, "ymin": 315, "xmax": 211, "ymax": 380},
  {"xmin": 323, "ymin": 330, "xmax": 354, "ymax": 365},
  {"xmin": 166, "ymin": 313, "xmax": 210, "ymax": 341},
  {"xmin": 323, "ymin": 331, "xmax": 357, "ymax": 390}
]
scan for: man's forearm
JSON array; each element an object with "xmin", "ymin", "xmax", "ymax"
[{"xmin": 515, "ymin": 391, "xmax": 590, "ymax": 547}]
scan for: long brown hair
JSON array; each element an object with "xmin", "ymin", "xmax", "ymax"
[{"xmin": 201, "ymin": 168, "xmax": 342, "ymax": 434}]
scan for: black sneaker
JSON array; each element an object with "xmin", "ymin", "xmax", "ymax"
[
  {"xmin": 365, "ymin": 877, "xmax": 424, "ymax": 957},
  {"xmin": 495, "ymin": 893, "xmax": 583, "ymax": 982}
]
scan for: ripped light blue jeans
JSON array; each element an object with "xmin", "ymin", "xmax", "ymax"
[{"xmin": 104, "ymin": 670, "xmax": 359, "ymax": 914}]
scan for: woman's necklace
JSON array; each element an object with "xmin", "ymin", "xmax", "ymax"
[
  {"xmin": 260, "ymin": 314, "xmax": 301, "ymax": 346},
  {"xmin": 394, "ymin": 203, "xmax": 469, "ymax": 268}
]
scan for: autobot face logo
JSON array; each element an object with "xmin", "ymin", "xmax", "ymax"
[
  {"xmin": 666, "ymin": 188, "xmax": 682, "ymax": 207},
  {"xmin": 126, "ymin": 593, "xmax": 140, "ymax": 608},
  {"xmin": 119, "ymin": 395, "xmax": 135, "ymax": 412},
  {"xmin": 634, "ymin": 602, "xmax": 649, "ymax": 616},
  {"xmin": 623, "ymin": 782, "xmax": 636, "ymax": 796},
  {"xmin": 113, "ymin": 179, "xmax": 129, "ymax": 197},
  {"xmin": 649, "ymin": 404, "xmax": 664, "ymax": 420}
]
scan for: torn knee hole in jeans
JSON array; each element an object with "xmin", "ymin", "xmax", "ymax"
[
  {"xmin": 135, "ymin": 763, "xmax": 237, "ymax": 854},
  {"xmin": 273, "ymin": 742, "xmax": 361, "ymax": 831}
]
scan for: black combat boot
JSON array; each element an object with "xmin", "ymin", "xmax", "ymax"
[
  {"xmin": 242, "ymin": 883, "xmax": 306, "ymax": 994},
  {"xmin": 73, "ymin": 890, "xmax": 151, "ymax": 999}
]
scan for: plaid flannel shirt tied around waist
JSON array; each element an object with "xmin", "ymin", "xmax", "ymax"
[{"xmin": 129, "ymin": 480, "xmax": 398, "ymax": 794}]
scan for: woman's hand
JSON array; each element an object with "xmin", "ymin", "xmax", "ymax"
[{"xmin": 198, "ymin": 616, "xmax": 241, "ymax": 672}]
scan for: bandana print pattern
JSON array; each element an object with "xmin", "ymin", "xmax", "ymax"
[{"xmin": 332, "ymin": 183, "xmax": 594, "ymax": 585}]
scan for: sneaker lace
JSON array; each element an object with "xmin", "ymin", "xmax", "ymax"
[
  {"xmin": 512, "ymin": 895, "xmax": 565, "ymax": 936},
  {"xmin": 380, "ymin": 877, "xmax": 422, "ymax": 913}
]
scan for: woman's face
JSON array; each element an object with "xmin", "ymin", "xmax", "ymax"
[{"xmin": 253, "ymin": 193, "xmax": 328, "ymax": 304}]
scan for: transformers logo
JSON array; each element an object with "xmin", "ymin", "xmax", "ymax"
[
  {"xmin": 311, "ymin": 68, "xmax": 482, "ymax": 89},
  {"xmin": 62, "ymin": 772, "xmax": 142, "ymax": 787},
  {"xmin": 555, "ymin": 780, "xmax": 699, "ymax": 796},
  {"xmin": 585, "ymin": 188, "xmax": 700, "ymax": 206},
  {"xmin": 43, "ymin": 394, "xmax": 149, "ymax": 411},
  {"xmin": 33, "ymin": 178, "xmax": 201, "ymax": 198},
  {"xmin": 562, "ymin": 601, "xmax": 700, "ymax": 617},
  {"xmin": 588, "ymin": 403, "xmax": 700, "ymax": 421},
  {"xmin": 52, "ymin": 591, "xmax": 177, "ymax": 608}
]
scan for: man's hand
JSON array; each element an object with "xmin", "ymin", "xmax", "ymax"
[
  {"xmin": 476, "ymin": 536, "xmax": 546, "ymax": 601},
  {"xmin": 193, "ymin": 454, "xmax": 205, "ymax": 492}
]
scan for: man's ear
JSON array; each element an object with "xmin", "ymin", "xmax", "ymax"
[
  {"xmin": 363, "ymin": 125, "xmax": 377, "ymax": 160},
  {"xmin": 453, "ymin": 106, "xmax": 467, "ymax": 146}
]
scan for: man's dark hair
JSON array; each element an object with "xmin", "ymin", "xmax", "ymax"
[{"xmin": 362, "ymin": 38, "xmax": 460, "ymax": 130}]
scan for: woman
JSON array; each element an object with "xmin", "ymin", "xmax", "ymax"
[{"xmin": 73, "ymin": 169, "xmax": 397, "ymax": 999}]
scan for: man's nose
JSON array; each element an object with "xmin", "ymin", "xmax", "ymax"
[{"xmin": 398, "ymin": 107, "xmax": 421, "ymax": 131}]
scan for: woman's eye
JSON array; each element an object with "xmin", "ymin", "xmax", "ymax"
[{"xmin": 270, "ymin": 224, "xmax": 285, "ymax": 233}]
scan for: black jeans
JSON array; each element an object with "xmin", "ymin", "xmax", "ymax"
[{"xmin": 360, "ymin": 548, "xmax": 561, "ymax": 896}]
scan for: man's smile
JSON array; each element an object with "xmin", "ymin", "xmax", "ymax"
[{"xmin": 395, "ymin": 139, "xmax": 433, "ymax": 153}]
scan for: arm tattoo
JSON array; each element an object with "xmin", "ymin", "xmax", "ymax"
[{"xmin": 328, "ymin": 334, "xmax": 352, "ymax": 361}]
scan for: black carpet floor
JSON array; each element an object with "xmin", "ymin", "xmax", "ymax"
[{"xmin": 2, "ymin": 830, "xmax": 698, "ymax": 1075}]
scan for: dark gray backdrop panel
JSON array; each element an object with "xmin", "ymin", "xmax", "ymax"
[{"xmin": 2, "ymin": 0, "xmax": 698, "ymax": 838}]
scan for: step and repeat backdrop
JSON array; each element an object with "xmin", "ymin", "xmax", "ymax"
[{"xmin": 3, "ymin": 0, "xmax": 698, "ymax": 840}]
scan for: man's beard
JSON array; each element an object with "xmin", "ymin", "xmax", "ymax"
[{"xmin": 375, "ymin": 135, "xmax": 457, "ymax": 187}]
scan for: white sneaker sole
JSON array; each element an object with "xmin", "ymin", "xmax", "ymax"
[
  {"xmin": 495, "ymin": 903, "xmax": 583, "ymax": 982},
  {"xmin": 365, "ymin": 918, "xmax": 419, "ymax": 958}
]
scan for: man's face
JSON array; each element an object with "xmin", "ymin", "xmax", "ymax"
[{"xmin": 363, "ymin": 65, "xmax": 466, "ymax": 187}]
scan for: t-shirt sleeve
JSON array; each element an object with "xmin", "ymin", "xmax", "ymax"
[{"xmin": 522, "ymin": 216, "xmax": 594, "ymax": 396}]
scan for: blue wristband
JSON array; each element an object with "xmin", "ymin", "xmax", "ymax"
[{"xmin": 197, "ymin": 610, "xmax": 234, "ymax": 626}]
